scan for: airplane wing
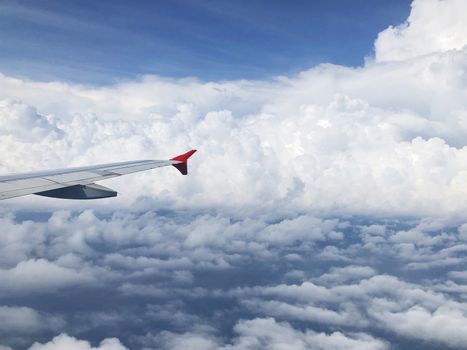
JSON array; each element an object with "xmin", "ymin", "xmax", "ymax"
[{"xmin": 0, "ymin": 149, "xmax": 196, "ymax": 200}]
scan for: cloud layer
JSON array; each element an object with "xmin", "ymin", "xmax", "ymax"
[
  {"xmin": 1, "ymin": 209, "xmax": 467, "ymax": 349},
  {"xmin": 2, "ymin": 30, "xmax": 467, "ymax": 216}
]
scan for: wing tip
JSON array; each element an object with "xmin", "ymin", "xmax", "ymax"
[
  {"xmin": 170, "ymin": 149, "xmax": 197, "ymax": 175},
  {"xmin": 170, "ymin": 149, "xmax": 197, "ymax": 162}
]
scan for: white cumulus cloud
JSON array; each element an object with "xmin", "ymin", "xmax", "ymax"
[
  {"xmin": 28, "ymin": 334, "xmax": 128, "ymax": 350},
  {"xmin": 374, "ymin": 0, "xmax": 467, "ymax": 62}
]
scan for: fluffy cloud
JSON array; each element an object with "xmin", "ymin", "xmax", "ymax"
[
  {"xmin": 149, "ymin": 318, "xmax": 388, "ymax": 350},
  {"xmin": 0, "ymin": 99, "xmax": 61, "ymax": 142},
  {"xmin": 0, "ymin": 306, "xmax": 64, "ymax": 348},
  {"xmin": 316, "ymin": 265, "xmax": 376, "ymax": 285},
  {"xmin": 2, "ymin": 49, "xmax": 467, "ymax": 216},
  {"xmin": 227, "ymin": 318, "xmax": 388, "ymax": 350},
  {"xmin": 0, "ymin": 258, "xmax": 95, "ymax": 295},
  {"xmin": 372, "ymin": 305, "xmax": 467, "ymax": 348},
  {"xmin": 231, "ymin": 274, "xmax": 467, "ymax": 348},
  {"xmin": 0, "ymin": 306, "xmax": 63, "ymax": 333},
  {"xmin": 28, "ymin": 334, "xmax": 128, "ymax": 350},
  {"xmin": 374, "ymin": 0, "xmax": 467, "ymax": 62}
]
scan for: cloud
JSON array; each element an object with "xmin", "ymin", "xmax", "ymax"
[
  {"xmin": 316, "ymin": 265, "xmax": 376, "ymax": 285},
  {"xmin": 228, "ymin": 273, "xmax": 467, "ymax": 348},
  {"xmin": 0, "ymin": 306, "xmax": 64, "ymax": 347},
  {"xmin": 147, "ymin": 331, "xmax": 219, "ymax": 350},
  {"xmin": 227, "ymin": 318, "xmax": 388, "ymax": 350},
  {"xmin": 27, "ymin": 334, "xmax": 128, "ymax": 350},
  {"xmin": 0, "ymin": 204, "xmax": 467, "ymax": 348},
  {"xmin": 2, "ymin": 46, "xmax": 467, "ymax": 216},
  {"xmin": 374, "ymin": 0, "xmax": 467, "ymax": 62},
  {"xmin": 0, "ymin": 306, "xmax": 63, "ymax": 333},
  {"xmin": 1, "ymin": 201, "xmax": 467, "ymax": 347},
  {"xmin": 371, "ymin": 305, "xmax": 467, "ymax": 348},
  {"xmin": 0, "ymin": 258, "xmax": 95, "ymax": 295},
  {"xmin": 0, "ymin": 99, "xmax": 61, "ymax": 142},
  {"xmin": 148, "ymin": 318, "xmax": 388, "ymax": 350}
]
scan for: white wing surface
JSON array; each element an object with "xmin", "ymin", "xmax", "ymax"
[{"xmin": 0, "ymin": 150, "xmax": 196, "ymax": 200}]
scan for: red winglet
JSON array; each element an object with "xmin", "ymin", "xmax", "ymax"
[{"xmin": 170, "ymin": 149, "xmax": 197, "ymax": 175}]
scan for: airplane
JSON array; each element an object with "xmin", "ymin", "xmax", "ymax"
[{"xmin": 0, "ymin": 149, "xmax": 196, "ymax": 200}]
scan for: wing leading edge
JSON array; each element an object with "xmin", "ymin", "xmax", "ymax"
[{"xmin": 0, "ymin": 150, "xmax": 196, "ymax": 200}]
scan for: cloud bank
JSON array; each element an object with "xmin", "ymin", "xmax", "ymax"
[
  {"xmin": 2, "ymin": 24, "xmax": 467, "ymax": 216},
  {"xmin": 1, "ymin": 0, "xmax": 467, "ymax": 349}
]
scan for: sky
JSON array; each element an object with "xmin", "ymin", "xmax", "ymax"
[
  {"xmin": 1, "ymin": 0, "xmax": 467, "ymax": 349},
  {"xmin": 0, "ymin": 0, "xmax": 411, "ymax": 83}
]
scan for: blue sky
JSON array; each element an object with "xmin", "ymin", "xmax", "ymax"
[{"xmin": 0, "ymin": 0, "xmax": 410, "ymax": 83}]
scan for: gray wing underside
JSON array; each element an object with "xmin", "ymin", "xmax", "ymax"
[{"xmin": 0, "ymin": 159, "xmax": 174, "ymax": 200}]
